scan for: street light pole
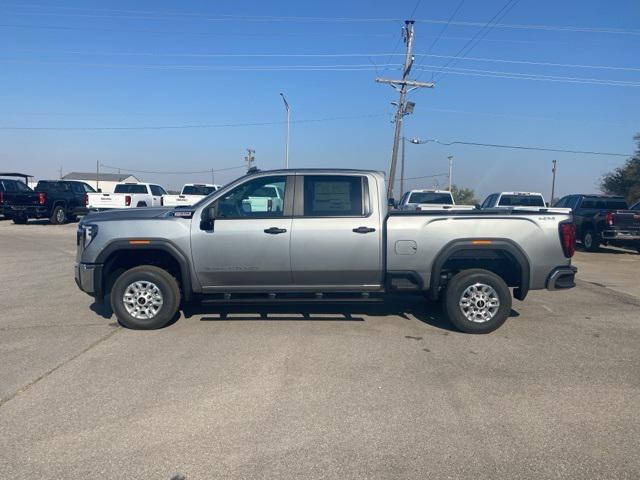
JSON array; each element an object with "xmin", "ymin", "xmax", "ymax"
[
  {"xmin": 400, "ymin": 136, "xmax": 406, "ymax": 198},
  {"xmin": 448, "ymin": 155, "xmax": 453, "ymax": 191},
  {"xmin": 551, "ymin": 159, "xmax": 557, "ymax": 205},
  {"xmin": 280, "ymin": 93, "xmax": 290, "ymax": 169}
]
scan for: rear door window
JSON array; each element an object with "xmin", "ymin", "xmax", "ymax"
[
  {"xmin": 150, "ymin": 185, "xmax": 166, "ymax": 196},
  {"xmin": 302, "ymin": 175, "xmax": 365, "ymax": 217}
]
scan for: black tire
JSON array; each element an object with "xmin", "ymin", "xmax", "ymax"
[
  {"xmin": 12, "ymin": 213, "xmax": 28, "ymax": 224},
  {"xmin": 110, "ymin": 265, "xmax": 181, "ymax": 330},
  {"xmin": 443, "ymin": 269, "xmax": 512, "ymax": 334},
  {"xmin": 582, "ymin": 229, "xmax": 599, "ymax": 252},
  {"xmin": 50, "ymin": 205, "xmax": 67, "ymax": 225}
]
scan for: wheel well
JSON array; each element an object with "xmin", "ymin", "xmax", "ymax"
[
  {"xmin": 440, "ymin": 249, "xmax": 522, "ymax": 288},
  {"xmin": 102, "ymin": 249, "xmax": 182, "ymax": 295},
  {"xmin": 136, "ymin": 201, "xmax": 147, "ymax": 207}
]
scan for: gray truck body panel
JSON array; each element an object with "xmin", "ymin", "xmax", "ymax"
[{"xmin": 75, "ymin": 169, "xmax": 574, "ymax": 300}]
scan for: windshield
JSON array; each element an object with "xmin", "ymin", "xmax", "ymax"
[
  {"xmin": 114, "ymin": 184, "xmax": 148, "ymax": 194},
  {"xmin": 498, "ymin": 195, "xmax": 545, "ymax": 207},
  {"xmin": 408, "ymin": 192, "xmax": 453, "ymax": 204},
  {"xmin": 182, "ymin": 185, "xmax": 217, "ymax": 196}
]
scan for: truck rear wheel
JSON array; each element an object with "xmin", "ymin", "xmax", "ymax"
[
  {"xmin": 110, "ymin": 265, "xmax": 181, "ymax": 330},
  {"xmin": 444, "ymin": 269, "xmax": 512, "ymax": 334},
  {"xmin": 50, "ymin": 205, "xmax": 67, "ymax": 225},
  {"xmin": 582, "ymin": 229, "xmax": 600, "ymax": 252}
]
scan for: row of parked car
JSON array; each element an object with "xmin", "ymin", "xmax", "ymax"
[
  {"xmin": 0, "ymin": 174, "xmax": 287, "ymax": 224},
  {"xmin": 2, "ymin": 173, "xmax": 639, "ymax": 253},
  {"xmin": 397, "ymin": 188, "xmax": 640, "ymax": 253}
]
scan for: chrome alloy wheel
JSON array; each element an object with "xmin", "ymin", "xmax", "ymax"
[
  {"xmin": 458, "ymin": 283, "xmax": 500, "ymax": 323},
  {"xmin": 56, "ymin": 208, "xmax": 65, "ymax": 223},
  {"xmin": 122, "ymin": 281, "xmax": 164, "ymax": 320}
]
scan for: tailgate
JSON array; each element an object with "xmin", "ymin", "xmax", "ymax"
[
  {"xmin": 87, "ymin": 193, "xmax": 126, "ymax": 208},
  {"xmin": 3, "ymin": 191, "xmax": 41, "ymax": 207},
  {"xmin": 163, "ymin": 195, "xmax": 199, "ymax": 206},
  {"xmin": 613, "ymin": 211, "xmax": 640, "ymax": 229}
]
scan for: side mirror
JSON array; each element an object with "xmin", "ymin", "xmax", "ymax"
[
  {"xmin": 545, "ymin": 202, "xmax": 550, "ymax": 207},
  {"xmin": 475, "ymin": 204, "xmax": 481, "ymax": 209},
  {"xmin": 97, "ymin": 188, "xmax": 102, "ymax": 193},
  {"xmin": 387, "ymin": 198, "xmax": 396, "ymax": 208},
  {"xmin": 199, "ymin": 205, "xmax": 215, "ymax": 231}
]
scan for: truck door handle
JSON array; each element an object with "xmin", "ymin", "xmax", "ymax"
[
  {"xmin": 264, "ymin": 227, "xmax": 287, "ymax": 234},
  {"xmin": 353, "ymin": 226, "xmax": 376, "ymax": 234}
]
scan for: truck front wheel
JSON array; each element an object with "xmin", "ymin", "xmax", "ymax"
[
  {"xmin": 444, "ymin": 269, "xmax": 512, "ymax": 334},
  {"xmin": 50, "ymin": 205, "xmax": 67, "ymax": 225},
  {"xmin": 110, "ymin": 265, "xmax": 181, "ymax": 329},
  {"xmin": 582, "ymin": 229, "xmax": 600, "ymax": 252}
]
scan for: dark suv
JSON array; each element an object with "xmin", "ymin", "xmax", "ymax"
[{"xmin": 554, "ymin": 194, "xmax": 640, "ymax": 252}]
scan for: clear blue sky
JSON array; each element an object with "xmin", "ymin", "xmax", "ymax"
[{"xmin": 1, "ymin": 0, "xmax": 639, "ymax": 199}]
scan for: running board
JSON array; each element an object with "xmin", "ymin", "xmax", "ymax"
[{"xmin": 200, "ymin": 292, "xmax": 385, "ymax": 304}]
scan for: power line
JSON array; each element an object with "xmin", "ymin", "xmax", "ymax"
[
  {"xmin": 413, "ymin": 0, "xmax": 466, "ymax": 80},
  {"xmin": 412, "ymin": 138, "xmax": 631, "ymax": 157},
  {"xmin": 431, "ymin": 0, "xmax": 520, "ymax": 82},
  {"xmin": 100, "ymin": 163, "xmax": 245, "ymax": 175},
  {"xmin": 10, "ymin": 49, "xmax": 640, "ymax": 72},
  {"xmin": 3, "ymin": 5, "xmax": 640, "ymax": 35},
  {"xmin": 0, "ymin": 112, "xmax": 386, "ymax": 131},
  {"xmin": 415, "ymin": 65, "xmax": 640, "ymax": 87}
]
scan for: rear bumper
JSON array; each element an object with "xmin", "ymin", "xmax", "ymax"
[
  {"xmin": 74, "ymin": 262, "xmax": 103, "ymax": 297},
  {"xmin": 546, "ymin": 266, "xmax": 577, "ymax": 290},
  {"xmin": 601, "ymin": 229, "xmax": 640, "ymax": 241},
  {"xmin": 5, "ymin": 205, "xmax": 48, "ymax": 217}
]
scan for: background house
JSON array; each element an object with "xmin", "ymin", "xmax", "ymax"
[{"xmin": 62, "ymin": 172, "xmax": 140, "ymax": 193}]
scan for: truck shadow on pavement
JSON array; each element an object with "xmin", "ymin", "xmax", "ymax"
[{"xmin": 90, "ymin": 296, "xmax": 521, "ymax": 333}]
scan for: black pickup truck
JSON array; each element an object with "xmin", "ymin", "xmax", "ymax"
[
  {"xmin": 3, "ymin": 180, "xmax": 95, "ymax": 224},
  {"xmin": 1, "ymin": 177, "xmax": 34, "ymax": 219},
  {"xmin": 554, "ymin": 194, "xmax": 640, "ymax": 252}
]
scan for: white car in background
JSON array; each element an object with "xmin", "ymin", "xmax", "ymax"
[
  {"xmin": 481, "ymin": 192, "xmax": 547, "ymax": 209},
  {"xmin": 163, "ymin": 184, "xmax": 221, "ymax": 207},
  {"xmin": 397, "ymin": 189, "xmax": 474, "ymax": 211},
  {"xmin": 242, "ymin": 183, "xmax": 284, "ymax": 213},
  {"xmin": 87, "ymin": 182, "xmax": 167, "ymax": 210}
]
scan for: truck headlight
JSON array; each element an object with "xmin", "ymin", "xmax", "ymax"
[{"xmin": 77, "ymin": 224, "xmax": 98, "ymax": 247}]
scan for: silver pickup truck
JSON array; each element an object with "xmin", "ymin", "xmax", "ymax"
[{"xmin": 75, "ymin": 169, "xmax": 577, "ymax": 334}]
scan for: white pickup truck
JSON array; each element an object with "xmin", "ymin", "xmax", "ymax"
[
  {"xmin": 163, "ymin": 184, "xmax": 221, "ymax": 207},
  {"xmin": 481, "ymin": 192, "xmax": 547, "ymax": 209},
  {"xmin": 240, "ymin": 183, "xmax": 285, "ymax": 214},
  {"xmin": 398, "ymin": 189, "xmax": 474, "ymax": 211},
  {"xmin": 87, "ymin": 183, "xmax": 167, "ymax": 210}
]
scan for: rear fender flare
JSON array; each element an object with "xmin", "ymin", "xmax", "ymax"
[{"xmin": 429, "ymin": 238, "xmax": 531, "ymax": 301}]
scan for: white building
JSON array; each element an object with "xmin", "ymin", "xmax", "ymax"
[{"xmin": 62, "ymin": 172, "xmax": 140, "ymax": 193}]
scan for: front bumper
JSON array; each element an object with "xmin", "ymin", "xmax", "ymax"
[
  {"xmin": 546, "ymin": 266, "xmax": 577, "ymax": 290},
  {"xmin": 74, "ymin": 263, "xmax": 102, "ymax": 297}
]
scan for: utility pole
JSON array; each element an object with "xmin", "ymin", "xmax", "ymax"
[
  {"xmin": 58, "ymin": 165, "xmax": 63, "ymax": 179},
  {"xmin": 245, "ymin": 148, "xmax": 255, "ymax": 171},
  {"xmin": 400, "ymin": 137, "xmax": 406, "ymax": 198},
  {"xmin": 551, "ymin": 159, "xmax": 557, "ymax": 205},
  {"xmin": 376, "ymin": 20, "xmax": 434, "ymax": 200},
  {"xmin": 96, "ymin": 160, "xmax": 100, "ymax": 192},
  {"xmin": 280, "ymin": 93, "xmax": 290, "ymax": 169},
  {"xmin": 448, "ymin": 155, "xmax": 453, "ymax": 191},
  {"xmin": 211, "ymin": 168, "xmax": 215, "ymax": 185}
]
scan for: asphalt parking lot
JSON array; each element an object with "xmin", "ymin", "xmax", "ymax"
[{"xmin": 1, "ymin": 219, "xmax": 639, "ymax": 479}]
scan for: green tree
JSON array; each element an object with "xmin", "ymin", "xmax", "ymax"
[
  {"xmin": 451, "ymin": 185, "xmax": 478, "ymax": 205},
  {"xmin": 600, "ymin": 133, "xmax": 640, "ymax": 204}
]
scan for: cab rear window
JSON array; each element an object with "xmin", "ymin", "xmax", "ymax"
[
  {"xmin": 498, "ymin": 195, "xmax": 545, "ymax": 207},
  {"xmin": 114, "ymin": 184, "xmax": 148, "ymax": 194}
]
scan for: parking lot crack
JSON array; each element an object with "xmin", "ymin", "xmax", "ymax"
[{"xmin": 0, "ymin": 326, "xmax": 121, "ymax": 408}]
